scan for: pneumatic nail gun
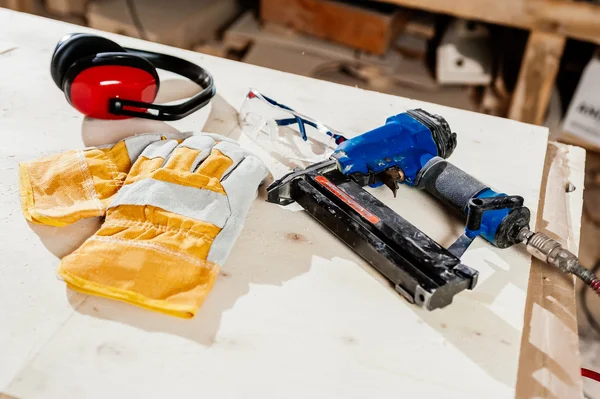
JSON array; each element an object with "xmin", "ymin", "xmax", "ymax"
[{"xmin": 266, "ymin": 109, "xmax": 600, "ymax": 310}]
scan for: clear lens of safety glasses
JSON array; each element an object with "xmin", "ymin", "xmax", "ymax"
[{"xmin": 239, "ymin": 88, "xmax": 347, "ymax": 163}]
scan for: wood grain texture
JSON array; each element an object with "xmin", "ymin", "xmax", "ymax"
[
  {"xmin": 375, "ymin": 0, "xmax": 600, "ymax": 45},
  {"xmin": 260, "ymin": 0, "xmax": 406, "ymax": 54},
  {"xmin": 515, "ymin": 142, "xmax": 585, "ymax": 399},
  {"xmin": 508, "ymin": 31, "xmax": 565, "ymax": 124}
]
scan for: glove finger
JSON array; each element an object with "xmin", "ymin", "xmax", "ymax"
[
  {"xmin": 163, "ymin": 135, "xmax": 217, "ymax": 172},
  {"xmin": 127, "ymin": 139, "xmax": 179, "ymax": 183},
  {"xmin": 208, "ymin": 155, "xmax": 268, "ymax": 266},
  {"xmin": 194, "ymin": 141, "xmax": 260, "ymax": 180},
  {"xmin": 213, "ymin": 141, "xmax": 252, "ymax": 180},
  {"xmin": 221, "ymin": 155, "xmax": 268, "ymax": 189},
  {"xmin": 118, "ymin": 132, "xmax": 192, "ymax": 163},
  {"xmin": 121, "ymin": 133, "xmax": 164, "ymax": 163}
]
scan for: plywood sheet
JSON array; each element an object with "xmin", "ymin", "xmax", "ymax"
[
  {"xmin": 508, "ymin": 31, "xmax": 565, "ymax": 125},
  {"xmin": 0, "ymin": 9, "xmax": 573, "ymax": 399}
]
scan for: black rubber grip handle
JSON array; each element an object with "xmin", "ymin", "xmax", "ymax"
[{"xmin": 415, "ymin": 157, "xmax": 487, "ymax": 213}]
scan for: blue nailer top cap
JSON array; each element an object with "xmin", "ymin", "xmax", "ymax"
[{"xmin": 332, "ymin": 109, "xmax": 457, "ymax": 186}]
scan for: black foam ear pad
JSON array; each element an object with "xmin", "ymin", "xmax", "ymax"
[{"xmin": 50, "ymin": 33, "xmax": 125, "ymax": 89}]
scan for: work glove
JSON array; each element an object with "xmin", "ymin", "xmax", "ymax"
[
  {"xmin": 20, "ymin": 132, "xmax": 191, "ymax": 227},
  {"xmin": 58, "ymin": 133, "xmax": 269, "ymax": 318}
]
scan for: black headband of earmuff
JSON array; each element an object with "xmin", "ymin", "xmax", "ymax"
[{"xmin": 109, "ymin": 48, "xmax": 215, "ymax": 121}]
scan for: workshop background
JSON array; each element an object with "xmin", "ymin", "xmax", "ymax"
[{"xmin": 2, "ymin": 0, "xmax": 600, "ymax": 395}]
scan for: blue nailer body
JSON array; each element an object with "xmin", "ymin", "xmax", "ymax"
[
  {"xmin": 333, "ymin": 112, "xmax": 440, "ymax": 186},
  {"xmin": 331, "ymin": 109, "xmax": 529, "ymax": 249},
  {"xmin": 469, "ymin": 189, "xmax": 509, "ymax": 243}
]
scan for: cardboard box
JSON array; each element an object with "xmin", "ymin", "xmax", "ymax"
[{"xmin": 562, "ymin": 55, "xmax": 600, "ymax": 152}]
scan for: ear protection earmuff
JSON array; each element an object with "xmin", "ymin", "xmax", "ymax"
[{"xmin": 50, "ymin": 33, "xmax": 216, "ymax": 121}]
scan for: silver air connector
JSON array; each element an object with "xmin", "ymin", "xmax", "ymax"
[{"xmin": 517, "ymin": 228, "xmax": 599, "ymax": 294}]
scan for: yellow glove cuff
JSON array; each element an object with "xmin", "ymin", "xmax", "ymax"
[
  {"xmin": 19, "ymin": 132, "xmax": 192, "ymax": 227},
  {"xmin": 58, "ymin": 205, "xmax": 221, "ymax": 318},
  {"xmin": 20, "ymin": 146, "xmax": 126, "ymax": 227}
]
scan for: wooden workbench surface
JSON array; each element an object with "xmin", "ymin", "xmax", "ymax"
[{"xmin": 0, "ymin": 9, "xmax": 585, "ymax": 399}]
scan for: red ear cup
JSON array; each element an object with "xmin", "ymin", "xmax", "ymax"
[
  {"xmin": 64, "ymin": 53, "xmax": 160, "ymax": 119},
  {"xmin": 51, "ymin": 33, "xmax": 125, "ymax": 89}
]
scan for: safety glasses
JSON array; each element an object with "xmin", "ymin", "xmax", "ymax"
[{"xmin": 238, "ymin": 88, "xmax": 347, "ymax": 163}]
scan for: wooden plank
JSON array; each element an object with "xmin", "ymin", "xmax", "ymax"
[
  {"xmin": 376, "ymin": 0, "xmax": 527, "ymax": 28},
  {"xmin": 87, "ymin": 0, "xmax": 240, "ymax": 49},
  {"xmin": 375, "ymin": 0, "xmax": 600, "ymax": 46},
  {"xmin": 260, "ymin": 0, "xmax": 406, "ymax": 55},
  {"xmin": 515, "ymin": 142, "xmax": 585, "ymax": 399},
  {"xmin": 508, "ymin": 31, "xmax": 565, "ymax": 124},
  {"xmin": 534, "ymin": 1, "xmax": 600, "ymax": 47}
]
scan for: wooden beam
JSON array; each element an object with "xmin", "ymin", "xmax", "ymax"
[
  {"xmin": 375, "ymin": 0, "xmax": 600, "ymax": 46},
  {"xmin": 260, "ymin": 0, "xmax": 407, "ymax": 55},
  {"xmin": 508, "ymin": 31, "xmax": 565, "ymax": 125}
]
